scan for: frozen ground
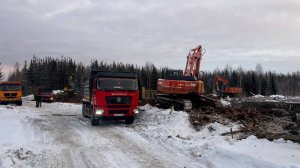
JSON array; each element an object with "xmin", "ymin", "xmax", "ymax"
[
  {"xmin": 244, "ymin": 94, "xmax": 300, "ymax": 103},
  {"xmin": 0, "ymin": 98, "xmax": 300, "ymax": 168}
]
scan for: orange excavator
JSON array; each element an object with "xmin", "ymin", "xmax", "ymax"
[
  {"xmin": 214, "ymin": 76, "xmax": 242, "ymax": 97},
  {"xmin": 156, "ymin": 45, "xmax": 216, "ymax": 111}
]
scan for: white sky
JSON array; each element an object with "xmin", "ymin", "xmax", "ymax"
[{"xmin": 1, "ymin": 0, "xmax": 300, "ymax": 76}]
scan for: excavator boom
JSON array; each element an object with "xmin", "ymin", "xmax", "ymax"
[{"xmin": 184, "ymin": 45, "xmax": 203, "ymax": 78}]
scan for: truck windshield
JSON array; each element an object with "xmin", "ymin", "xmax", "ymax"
[
  {"xmin": 0, "ymin": 84, "xmax": 21, "ymax": 91},
  {"xmin": 97, "ymin": 78, "xmax": 138, "ymax": 91}
]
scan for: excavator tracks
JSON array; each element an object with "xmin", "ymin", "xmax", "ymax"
[{"xmin": 155, "ymin": 94, "xmax": 219, "ymax": 112}]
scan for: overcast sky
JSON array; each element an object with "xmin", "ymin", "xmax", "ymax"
[{"xmin": 1, "ymin": 0, "xmax": 300, "ymax": 76}]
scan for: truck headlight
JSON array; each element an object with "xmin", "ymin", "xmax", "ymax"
[
  {"xmin": 95, "ymin": 109, "xmax": 104, "ymax": 115},
  {"xmin": 50, "ymin": 97, "xmax": 53, "ymax": 100},
  {"xmin": 133, "ymin": 108, "xmax": 139, "ymax": 114}
]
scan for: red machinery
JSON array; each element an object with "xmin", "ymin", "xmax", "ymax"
[
  {"xmin": 157, "ymin": 46, "xmax": 204, "ymax": 96},
  {"xmin": 82, "ymin": 71, "xmax": 139, "ymax": 126},
  {"xmin": 214, "ymin": 76, "xmax": 242, "ymax": 97},
  {"xmin": 156, "ymin": 45, "xmax": 215, "ymax": 111},
  {"xmin": 184, "ymin": 45, "xmax": 203, "ymax": 77}
]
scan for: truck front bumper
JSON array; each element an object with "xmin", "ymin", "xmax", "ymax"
[
  {"xmin": 94, "ymin": 107, "xmax": 139, "ymax": 119},
  {"xmin": 0, "ymin": 97, "xmax": 22, "ymax": 104}
]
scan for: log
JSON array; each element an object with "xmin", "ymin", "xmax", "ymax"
[
  {"xmin": 255, "ymin": 132, "xmax": 300, "ymax": 143},
  {"xmin": 221, "ymin": 129, "xmax": 247, "ymax": 136}
]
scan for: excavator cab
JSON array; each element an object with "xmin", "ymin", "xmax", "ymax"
[
  {"xmin": 164, "ymin": 70, "xmax": 198, "ymax": 81},
  {"xmin": 166, "ymin": 70, "xmax": 183, "ymax": 77}
]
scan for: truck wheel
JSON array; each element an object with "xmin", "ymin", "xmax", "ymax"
[
  {"xmin": 17, "ymin": 101, "xmax": 22, "ymax": 106},
  {"xmin": 125, "ymin": 116, "xmax": 134, "ymax": 125},
  {"xmin": 91, "ymin": 114, "xmax": 99, "ymax": 126}
]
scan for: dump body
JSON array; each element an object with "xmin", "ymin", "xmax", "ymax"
[
  {"xmin": 0, "ymin": 82, "xmax": 22, "ymax": 105},
  {"xmin": 82, "ymin": 71, "xmax": 139, "ymax": 126}
]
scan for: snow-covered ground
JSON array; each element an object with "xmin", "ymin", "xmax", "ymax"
[
  {"xmin": 0, "ymin": 98, "xmax": 300, "ymax": 168},
  {"xmin": 245, "ymin": 94, "xmax": 300, "ymax": 103}
]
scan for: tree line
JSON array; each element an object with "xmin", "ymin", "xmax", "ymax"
[
  {"xmin": 1, "ymin": 57, "xmax": 300, "ymax": 96},
  {"xmin": 201, "ymin": 64, "xmax": 300, "ymax": 96}
]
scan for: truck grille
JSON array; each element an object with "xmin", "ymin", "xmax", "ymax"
[
  {"xmin": 108, "ymin": 110, "xmax": 129, "ymax": 114},
  {"xmin": 107, "ymin": 105, "xmax": 130, "ymax": 108},
  {"xmin": 106, "ymin": 96, "xmax": 132, "ymax": 105},
  {"xmin": 4, "ymin": 93, "xmax": 17, "ymax": 98}
]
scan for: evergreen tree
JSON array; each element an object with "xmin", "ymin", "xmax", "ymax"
[
  {"xmin": 0, "ymin": 62, "xmax": 4, "ymax": 81},
  {"xmin": 270, "ymin": 75, "xmax": 277, "ymax": 95},
  {"xmin": 8, "ymin": 62, "xmax": 22, "ymax": 82},
  {"xmin": 151, "ymin": 66, "xmax": 158, "ymax": 89}
]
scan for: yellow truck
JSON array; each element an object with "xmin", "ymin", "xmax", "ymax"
[{"xmin": 0, "ymin": 82, "xmax": 22, "ymax": 106}]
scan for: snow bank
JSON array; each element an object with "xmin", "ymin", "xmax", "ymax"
[
  {"xmin": 208, "ymin": 136, "xmax": 300, "ymax": 168},
  {"xmin": 252, "ymin": 94, "xmax": 265, "ymax": 98},
  {"xmin": 139, "ymin": 104, "xmax": 196, "ymax": 138},
  {"xmin": 270, "ymin": 95, "xmax": 285, "ymax": 99},
  {"xmin": 53, "ymin": 90, "xmax": 63, "ymax": 95},
  {"xmin": 0, "ymin": 104, "xmax": 40, "ymax": 167},
  {"xmin": 0, "ymin": 106, "xmax": 35, "ymax": 146},
  {"xmin": 243, "ymin": 94, "xmax": 300, "ymax": 104},
  {"xmin": 138, "ymin": 105, "xmax": 300, "ymax": 168},
  {"xmin": 220, "ymin": 99, "xmax": 231, "ymax": 107},
  {"xmin": 22, "ymin": 94, "xmax": 34, "ymax": 101}
]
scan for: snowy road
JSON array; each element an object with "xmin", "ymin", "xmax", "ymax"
[
  {"xmin": 2, "ymin": 102, "xmax": 179, "ymax": 168},
  {"xmin": 1, "ymin": 98, "xmax": 300, "ymax": 168}
]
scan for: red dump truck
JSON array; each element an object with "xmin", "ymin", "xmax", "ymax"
[{"xmin": 82, "ymin": 71, "xmax": 139, "ymax": 126}]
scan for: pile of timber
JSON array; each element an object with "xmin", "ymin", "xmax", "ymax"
[
  {"xmin": 53, "ymin": 91, "xmax": 81, "ymax": 103},
  {"xmin": 189, "ymin": 100, "xmax": 300, "ymax": 143}
]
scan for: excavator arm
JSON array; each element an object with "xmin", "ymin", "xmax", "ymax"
[
  {"xmin": 184, "ymin": 45, "xmax": 203, "ymax": 78},
  {"xmin": 215, "ymin": 76, "xmax": 229, "ymax": 85}
]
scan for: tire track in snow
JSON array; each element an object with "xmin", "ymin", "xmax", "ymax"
[{"xmin": 68, "ymin": 115, "xmax": 178, "ymax": 168}]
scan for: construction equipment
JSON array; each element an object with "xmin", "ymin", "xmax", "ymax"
[
  {"xmin": 156, "ymin": 45, "xmax": 217, "ymax": 112},
  {"xmin": 0, "ymin": 82, "xmax": 23, "ymax": 106},
  {"xmin": 214, "ymin": 76, "xmax": 242, "ymax": 97},
  {"xmin": 82, "ymin": 71, "xmax": 139, "ymax": 126}
]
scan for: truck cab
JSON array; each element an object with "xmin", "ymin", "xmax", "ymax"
[
  {"xmin": 82, "ymin": 71, "xmax": 139, "ymax": 126},
  {"xmin": 0, "ymin": 82, "xmax": 22, "ymax": 106}
]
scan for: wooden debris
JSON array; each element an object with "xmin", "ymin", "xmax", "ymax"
[{"xmin": 189, "ymin": 100, "xmax": 300, "ymax": 143}]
